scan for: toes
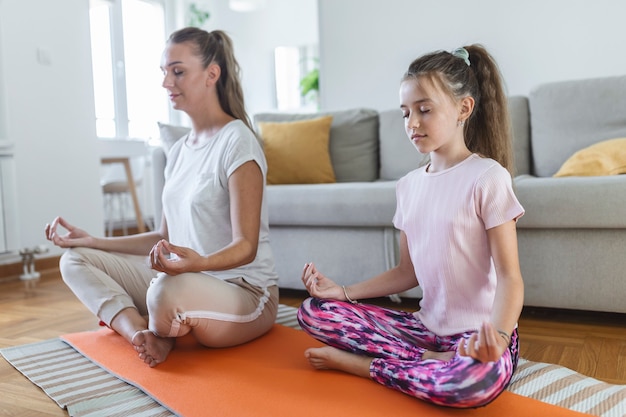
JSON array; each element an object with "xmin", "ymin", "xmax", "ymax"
[{"xmin": 131, "ymin": 330, "xmax": 146, "ymax": 347}]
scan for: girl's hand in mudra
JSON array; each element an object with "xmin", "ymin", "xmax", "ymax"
[
  {"xmin": 301, "ymin": 262, "xmax": 343, "ymax": 300},
  {"xmin": 458, "ymin": 322, "xmax": 509, "ymax": 363}
]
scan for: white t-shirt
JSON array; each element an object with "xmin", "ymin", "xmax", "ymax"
[
  {"xmin": 162, "ymin": 120, "xmax": 278, "ymax": 288},
  {"xmin": 393, "ymin": 154, "xmax": 524, "ymax": 336}
]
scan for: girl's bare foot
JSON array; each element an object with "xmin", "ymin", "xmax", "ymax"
[
  {"xmin": 132, "ymin": 330, "xmax": 175, "ymax": 368},
  {"xmin": 304, "ymin": 346, "xmax": 372, "ymax": 378}
]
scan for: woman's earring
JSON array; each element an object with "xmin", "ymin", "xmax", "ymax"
[{"xmin": 457, "ymin": 120, "xmax": 465, "ymax": 127}]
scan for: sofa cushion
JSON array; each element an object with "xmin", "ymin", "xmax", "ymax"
[
  {"xmin": 378, "ymin": 109, "xmax": 427, "ymax": 180},
  {"xmin": 553, "ymin": 137, "xmax": 626, "ymax": 177},
  {"xmin": 514, "ymin": 174, "xmax": 626, "ymax": 228},
  {"xmin": 157, "ymin": 122, "xmax": 190, "ymax": 152},
  {"xmin": 254, "ymin": 108, "xmax": 379, "ymax": 182},
  {"xmin": 528, "ymin": 75, "xmax": 626, "ymax": 177},
  {"xmin": 257, "ymin": 116, "xmax": 336, "ymax": 184},
  {"xmin": 267, "ymin": 181, "xmax": 398, "ymax": 226}
]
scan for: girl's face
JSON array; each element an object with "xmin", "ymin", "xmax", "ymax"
[
  {"xmin": 160, "ymin": 42, "xmax": 211, "ymax": 112},
  {"xmin": 399, "ymin": 77, "xmax": 464, "ymax": 155}
]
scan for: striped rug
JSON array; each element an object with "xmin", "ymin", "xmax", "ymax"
[{"xmin": 2, "ymin": 305, "xmax": 624, "ymax": 417}]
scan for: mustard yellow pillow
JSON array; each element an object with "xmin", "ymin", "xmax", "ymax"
[
  {"xmin": 258, "ymin": 116, "xmax": 336, "ymax": 184},
  {"xmin": 554, "ymin": 138, "xmax": 626, "ymax": 177}
]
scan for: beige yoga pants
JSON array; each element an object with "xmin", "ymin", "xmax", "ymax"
[{"xmin": 59, "ymin": 247, "xmax": 279, "ymax": 347}]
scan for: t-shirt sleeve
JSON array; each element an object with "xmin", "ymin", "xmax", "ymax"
[
  {"xmin": 223, "ymin": 124, "xmax": 267, "ymax": 180},
  {"xmin": 476, "ymin": 164, "xmax": 525, "ymax": 230}
]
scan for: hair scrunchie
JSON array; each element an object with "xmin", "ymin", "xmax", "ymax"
[{"xmin": 451, "ymin": 47, "xmax": 470, "ymax": 66}]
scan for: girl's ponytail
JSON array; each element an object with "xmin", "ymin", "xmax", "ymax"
[{"xmin": 403, "ymin": 44, "xmax": 513, "ymax": 173}]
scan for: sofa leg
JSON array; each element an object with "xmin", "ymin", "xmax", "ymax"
[{"xmin": 388, "ymin": 294, "xmax": 402, "ymax": 303}]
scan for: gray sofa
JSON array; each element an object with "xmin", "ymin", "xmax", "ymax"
[
  {"xmin": 512, "ymin": 75, "xmax": 626, "ymax": 314},
  {"xmin": 152, "ymin": 74, "xmax": 626, "ymax": 314}
]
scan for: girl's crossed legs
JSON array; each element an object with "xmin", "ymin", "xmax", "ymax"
[{"xmin": 297, "ymin": 297, "xmax": 518, "ymax": 408}]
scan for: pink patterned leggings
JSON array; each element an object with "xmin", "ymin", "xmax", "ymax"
[{"xmin": 297, "ymin": 297, "xmax": 519, "ymax": 408}]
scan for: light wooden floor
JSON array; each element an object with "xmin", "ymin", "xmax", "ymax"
[{"xmin": 1, "ymin": 271, "xmax": 625, "ymax": 417}]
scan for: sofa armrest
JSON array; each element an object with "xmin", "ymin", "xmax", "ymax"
[
  {"xmin": 508, "ymin": 96, "xmax": 531, "ymax": 177},
  {"xmin": 150, "ymin": 145, "xmax": 166, "ymax": 230}
]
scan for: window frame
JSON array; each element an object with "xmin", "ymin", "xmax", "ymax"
[{"xmin": 89, "ymin": 0, "xmax": 175, "ymax": 140}]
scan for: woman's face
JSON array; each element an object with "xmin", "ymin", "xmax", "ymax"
[{"xmin": 160, "ymin": 42, "xmax": 210, "ymax": 112}]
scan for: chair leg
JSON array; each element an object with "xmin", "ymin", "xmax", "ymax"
[
  {"xmin": 103, "ymin": 189, "xmax": 150, "ymax": 236},
  {"xmin": 119, "ymin": 193, "xmax": 128, "ymax": 236},
  {"xmin": 104, "ymin": 194, "xmax": 114, "ymax": 237}
]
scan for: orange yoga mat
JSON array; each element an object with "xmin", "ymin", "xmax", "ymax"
[{"xmin": 61, "ymin": 325, "xmax": 591, "ymax": 417}]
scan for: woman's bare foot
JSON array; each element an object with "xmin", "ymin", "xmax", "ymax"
[
  {"xmin": 132, "ymin": 330, "xmax": 175, "ymax": 368},
  {"xmin": 422, "ymin": 350, "xmax": 455, "ymax": 362},
  {"xmin": 304, "ymin": 346, "xmax": 372, "ymax": 378}
]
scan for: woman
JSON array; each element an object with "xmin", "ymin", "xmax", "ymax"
[{"xmin": 45, "ymin": 27, "xmax": 279, "ymax": 367}]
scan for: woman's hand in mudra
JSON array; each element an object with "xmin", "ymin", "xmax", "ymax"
[
  {"xmin": 44, "ymin": 216, "xmax": 94, "ymax": 248},
  {"xmin": 149, "ymin": 239, "xmax": 204, "ymax": 275}
]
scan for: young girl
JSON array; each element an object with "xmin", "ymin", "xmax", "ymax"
[
  {"xmin": 297, "ymin": 45, "xmax": 524, "ymax": 408},
  {"xmin": 45, "ymin": 28, "xmax": 279, "ymax": 367}
]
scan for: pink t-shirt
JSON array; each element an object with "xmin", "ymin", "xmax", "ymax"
[{"xmin": 393, "ymin": 154, "xmax": 524, "ymax": 336}]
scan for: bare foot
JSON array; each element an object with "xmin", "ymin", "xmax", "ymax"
[
  {"xmin": 304, "ymin": 346, "xmax": 372, "ymax": 378},
  {"xmin": 132, "ymin": 330, "xmax": 175, "ymax": 368},
  {"xmin": 422, "ymin": 350, "xmax": 455, "ymax": 362}
]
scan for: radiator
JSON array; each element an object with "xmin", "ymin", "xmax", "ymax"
[{"xmin": 0, "ymin": 142, "xmax": 19, "ymax": 254}]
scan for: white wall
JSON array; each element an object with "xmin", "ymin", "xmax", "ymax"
[
  {"xmin": 0, "ymin": 19, "xmax": 6, "ymax": 142},
  {"xmin": 318, "ymin": 0, "xmax": 626, "ymax": 111},
  {"xmin": 0, "ymin": 0, "xmax": 103, "ymax": 259},
  {"xmin": 200, "ymin": 0, "xmax": 319, "ymax": 115},
  {"xmin": 4, "ymin": 0, "xmax": 622, "ymax": 261},
  {"xmin": 0, "ymin": 0, "xmax": 318, "ymax": 261}
]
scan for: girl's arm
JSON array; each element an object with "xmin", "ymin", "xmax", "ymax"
[
  {"xmin": 488, "ymin": 220, "xmax": 525, "ymax": 337},
  {"xmin": 346, "ymin": 231, "xmax": 419, "ymax": 299},
  {"xmin": 459, "ymin": 220, "xmax": 524, "ymax": 362},
  {"xmin": 303, "ymin": 231, "xmax": 419, "ymax": 301}
]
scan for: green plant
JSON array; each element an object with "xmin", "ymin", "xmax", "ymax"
[
  {"xmin": 300, "ymin": 68, "xmax": 319, "ymax": 97},
  {"xmin": 188, "ymin": 3, "xmax": 210, "ymax": 27}
]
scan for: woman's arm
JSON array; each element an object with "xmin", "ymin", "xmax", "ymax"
[
  {"xmin": 150, "ymin": 160, "xmax": 263, "ymax": 274},
  {"xmin": 94, "ymin": 214, "xmax": 169, "ymax": 255},
  {"xmin": 45, "ymin": 215, "xmax": 167, "ymax": 256}
]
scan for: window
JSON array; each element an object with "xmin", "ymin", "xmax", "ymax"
[
  {"xmin": 274, "ymin": 45, "xmax": 319, "ymax": 111},
  {"xmin": 89, "ymin": 0, "xmax": 169, "ymax": 141}
]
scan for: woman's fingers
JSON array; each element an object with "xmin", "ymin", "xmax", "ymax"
[
  {"xmin": 45, "ymin": 217, "xmax": 61, "ymax": 240},
  {"xmin": 150, "ymin": 242, "xmax": 163, "ymax": 270},
  {"xmin": 44, "ymin": 223, "xmax": 52, "ymax": 240}
]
